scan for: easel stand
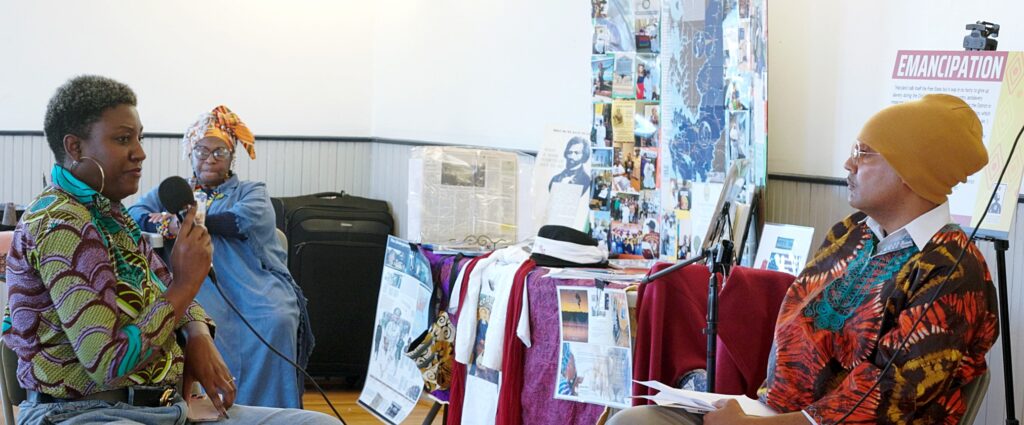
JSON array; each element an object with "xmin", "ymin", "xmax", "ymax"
[
  {"xmin": 422, "ymin": 401, "xmax": 447, "ymax": 425},
  {"xmin": 977, "ymin": 235, "xmax": 1019, "ymax": 425}
]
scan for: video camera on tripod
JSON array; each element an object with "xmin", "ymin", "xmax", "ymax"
[{"xmin": 963, "ymin": 21, "xmax": 999, "ymax": 51}]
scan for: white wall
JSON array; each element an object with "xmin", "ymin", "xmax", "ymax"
[
  {"xmin": 0, "ymin": 1, "xmax": 376, "ymax": 137},
  {"xmin": 0, "ymin": 0, "xmax": 591, "ymax": 152},
  {"xmin": 369, "ymin": 0, "xmax": 593, "ymax": 149},
  {"xmin": 5, "ymin": 1, "xmax": 1024, "ymax": 174},
  {"xmin": 768, "ymin": 0, "xmax": 1024, "ymax": 178}
]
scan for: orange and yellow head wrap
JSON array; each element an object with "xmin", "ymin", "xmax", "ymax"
[{"xmin": 182, "ymin": 105, "xmax": 256, "ymax": 160}]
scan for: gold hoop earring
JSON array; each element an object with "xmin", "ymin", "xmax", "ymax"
[{"xmin": 78, "ymin": 156, "xmax": 106, "ymax": 195}]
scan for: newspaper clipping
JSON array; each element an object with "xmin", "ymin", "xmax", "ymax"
[
  {"xmin": 358, "ymin": 236, "xmax": 433, "ymax": 425},
  {"xmin": 410, "ymin": 146, "xmax": 519, "ymax": 246}
]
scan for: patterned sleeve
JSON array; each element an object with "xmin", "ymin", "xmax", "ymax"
[
  {"xmin": 804, "ymin": 242, "xmax": 999, "ymax": 424},
  {"xmin": 30, "ymin": 219, "xmax": 179, "ymax": 386},
  {"xmin": 180, "ymin": 302, "xmax": 214, "ymax": 332}
]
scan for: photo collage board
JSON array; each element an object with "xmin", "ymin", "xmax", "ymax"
[{"xmin": 589, "ymin": 0, "xmax": 768, "ymax": 261}]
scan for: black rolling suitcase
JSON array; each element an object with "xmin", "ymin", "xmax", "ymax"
[{"xmin": 272, "ymin": 192, "xmax": 394, "ymax": 383}]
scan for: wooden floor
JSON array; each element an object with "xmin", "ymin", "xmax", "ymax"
[
  {"xmin": 303, "ymin": 389, "xmax": 443, "ymax": 425},
  {"xmin": 0, "ymin": 390, "xmax": 440, "ymax": 425}
]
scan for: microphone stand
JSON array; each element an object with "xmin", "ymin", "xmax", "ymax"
[
  {"xmin": 705, "ymin": 239, "xmax": 733, "ymax": 393},
  {"xmin": 977, "ymin": 236, "xmax": 1019, "ymax": 425},
  {"xmin": 640, "ymin": 251, "xmax": 709, "ymax": 284}
]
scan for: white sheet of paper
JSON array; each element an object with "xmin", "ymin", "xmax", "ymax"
[
  {"xmin": 547, "ymin": 182, "xmax": 586, "ymax": 227},
  {"xmin": 633, "ymin": 380, "xmax": 778, "ymax": 417}
]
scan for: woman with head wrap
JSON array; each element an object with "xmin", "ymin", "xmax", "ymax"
[{"xmin": 130, "ymin": 105, "xmax": 313, "ymax": 408}]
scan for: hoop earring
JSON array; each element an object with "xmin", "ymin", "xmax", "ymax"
[{"xmin": 78, "ymin": 156, "xmax": 107, "ymax": 195}]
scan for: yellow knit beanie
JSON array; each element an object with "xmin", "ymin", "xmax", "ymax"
[{"xmin": 857, "ymin": 94, "xmax": 988, "ymax": 205}]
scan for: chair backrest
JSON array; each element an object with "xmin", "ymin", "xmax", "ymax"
[
  {"xmin": 959, "ymin": 369, "xmax": 990, "ymax": 425},
  {"xmin": 275, "ymin": 228, "xmax": 288, "ymax": 259},
  {"xmin": 0, "ymin": 340, "xmax": 24, "ymax": 421},
  {"xmin": 1, "ymin": 230, "xmax": 25, "ymax": 424}
]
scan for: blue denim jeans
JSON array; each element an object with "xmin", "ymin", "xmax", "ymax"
[{"xmin": 18, "ymin": 397, "xmax": 341, "ymax": 425}]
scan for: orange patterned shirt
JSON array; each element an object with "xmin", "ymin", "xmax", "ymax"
[{"xmin": 759, "ymin": 212, "xmax": 998, "ymax": 424}]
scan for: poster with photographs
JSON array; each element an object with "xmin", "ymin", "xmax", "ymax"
[
  {"xmin": 593, "ymin": 147, "xmax": 614, "ymax": 169},
  {"xmin": 625, "ymin": 146, "xmax": 644, "ymax": 192},
  {"xmin": 610, "ymin": 100, "xmax": 636, "ymax": 143},
  {"xmin": 591, "ymin": 169, "xmax": 614, "ymax": 211},
  {"xmin": 727, "ymin": 110, "xmax": 750, "ymax": 161},
  {"xmin": 592, "ymin": 103, "xmax": 613, "ymax": 147},
  {"xmin": 612, "ymin": 53, "xmax": 636, "ymax": 99},
  {"xmin": 610, "ymin": 221, "xmax": 642, "ymax": 257},
  {"xmin": 637, "ymin": 102, "xmax": 660, "ymax": 147},
  {"xmin": 592, "ymin": 0, "xmax": 662, "ymax": 261},
  {"xmin": 593, "ymin": 0, "xmax": 610, "ymax": 19},
  {"xmin": 635, "ymin": 0, "xmax": 660, "ymax": 54},
  {"xmin": 639, "ymin": 148, "xmax": 658, "ymax": 190},
  {"xmin": 610, "ymin": 192, "xmax": 639, "ymax": 224},
  {"xmin": 590, "ymin": 210, "xmax": 612, "ymax": 245},
  {"xmin": 635, "ymin": 54, "xmax": 660, "ymax": 101},
  {"xmin": 358, "ymin": 236, "xmax": 433, "ymax": 425},
  {"xmin": 593, "ymin": 24, "xmax": 612, "ymax": 54},
  {"xmin": 610, "ymin": 144, "xmax": 638, "ymax": 193},
  {"xmin": 639, "ymin": 214, "xmax": 661, "ymax": 259},
  {"xmin": 592, "ymin": 55, "xmax": 614, "ymax": 102},
  {"xmin": 595, "ymin": 0, "xmax": 635, "ymax": 53},
  {"xmin": 555, "ymin": 286, "xmax": 633, "ymax": 409}
]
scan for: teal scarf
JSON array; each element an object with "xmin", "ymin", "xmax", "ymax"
[{"xmin": 51, "ymin": 165, "xmax": 158, "ymax": 290}]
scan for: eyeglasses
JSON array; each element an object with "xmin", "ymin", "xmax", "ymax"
[
  {"xmin": 850, "ymin": 144, "xmax": 880, "ymax": 163},
  {"xmin": 192, "ymin": 146, "xmax": 232, "ymax": 161}
]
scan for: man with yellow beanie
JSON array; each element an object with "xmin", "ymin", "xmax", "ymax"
[{"xmin": 610, "ymin": 94, "xmax": 999, "ymax": 425}]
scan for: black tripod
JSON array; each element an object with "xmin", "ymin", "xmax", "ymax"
[
  {"xmin": 961, "ymin": 23, "xmax": 1017, "ymax": 424},
  {"xmin": 977, "ymin": 236, "xmax": 1018, "ymax": 425}
]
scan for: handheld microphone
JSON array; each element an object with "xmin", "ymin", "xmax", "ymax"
[
  {"xmin": 157, "ymin": 176, "xmax": 216, "ymax": 281},
  {"xmin": 158, "ymin": 176, "xmax": 194, "ymax": 216}
]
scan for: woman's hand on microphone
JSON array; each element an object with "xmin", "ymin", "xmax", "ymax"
[{"xmin": 165, "ymin": 205, "xmax": 213, "ymax": 321}]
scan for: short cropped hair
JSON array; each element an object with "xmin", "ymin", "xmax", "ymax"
[{"xmin": 43, "ymin": 75, "xmax": 137, "ymax": 163}]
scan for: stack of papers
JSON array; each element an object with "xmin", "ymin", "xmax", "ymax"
[
  {"xmin": 633, "ymin": 380, "xmax": 778, "ymax": 417},
  {"xmin": 545, "ymin": 268, "xmax": 648, "ymax": 281},
  {"xmin": 421, "ymin": 243, "xmax": 492, "ymax": 256}
]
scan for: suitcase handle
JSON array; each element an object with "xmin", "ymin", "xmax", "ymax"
[{"xmin": 310, "ymin": 192, "xmax": 346, "ymax": 199}]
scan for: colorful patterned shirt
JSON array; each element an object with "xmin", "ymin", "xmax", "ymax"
[
  {"xmin": 3, "ymin": 167, "xmax": 214, "ymax": 399},
  {"xmin": 759, "ymin": 212, "xmax": 998, "ymax": 424}
]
